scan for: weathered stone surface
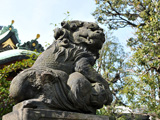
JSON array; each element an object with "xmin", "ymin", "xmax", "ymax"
[
  {"xmin": 9, "ymin": 20, "xmax": 113, "ymax": 114},
  {"xmin": 2, "ymin": 108, "xmax": 109, "ymax": 120}
]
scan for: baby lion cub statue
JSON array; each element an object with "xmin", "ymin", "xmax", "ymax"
[{"xmin": 9, "ymin": 20, "xmax": 113, "ymax": 114}]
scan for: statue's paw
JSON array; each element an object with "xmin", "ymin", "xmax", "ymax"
[
  {"xmin": 22, "ymin": 100, "xmax": 40, "ymax": 109},
  {"xmin": 90, "ymin": 83, "xmax": 108, "ymax": 108}
]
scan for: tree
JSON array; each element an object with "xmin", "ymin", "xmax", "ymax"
[
  {"xmin": 93, "ymin": 0, "xmax": 160, "ymax": 119},
  {"xmin": 93, "ymin": 0, "xmax": 153, "ymax": 30},
  {"xmin": 96, "ymin": 32, "xmax": 131, "ymax": 119}
]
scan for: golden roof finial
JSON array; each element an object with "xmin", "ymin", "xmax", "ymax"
[
  {"xmin": 36, "ymin": 34, "xmax": 40, "ymax": 39},
  {"xmin": 11, "ymin": 20, "xmax": 14, "ymax": 25},
  {"xmin": 9, "ymin": 20, "xmax": 15, "ymax": 30}
]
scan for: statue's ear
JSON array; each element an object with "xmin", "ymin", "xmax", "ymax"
[
  {"xmin": 61, "ymin": 21, "xmax": 81, "ymax": 31},
  {"xmin": 61, "ymin": 21, "xmax": 70, "ymax": 29},
  {"xmin": 54, "ymin": 28, "xmax": 63, "ymax": 40},
  {"xmin": 54, "ymin": 28, "xmax": 69, "ymax": 40}
]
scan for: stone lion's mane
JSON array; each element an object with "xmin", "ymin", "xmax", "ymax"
[{"xmin": 50, "ymin": 40, "xmax": 94, "ymax": 63}]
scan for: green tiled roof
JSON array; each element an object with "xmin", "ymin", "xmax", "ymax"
[
  {"xmin": 0, "ymin": 30, "xmax": 10, "ymax": 40},
  {"xmin": 0, "ymin": 25, "xmax": 21, "ymax": 44},
  {"xmin": 0, "ymin": 23, "xmax": 43, "ymax": 65},
  {"xmin": 0, "ymin": 49, "xmax": 39, "ymax": 65},
  {"xmin": 0, "ymin": 49, "xmax": 37, "ymax": 59}
]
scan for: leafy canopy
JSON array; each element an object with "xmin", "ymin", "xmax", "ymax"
[
  {"xmin": 93, "ymin": 0, "xmax": 160, "ymax": 119},
  {"xmin": 93, "ymin": 0, "xmax": 157, "ymax": 29}
]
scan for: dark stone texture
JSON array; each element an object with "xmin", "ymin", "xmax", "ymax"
[
  {"xmin": 9, "ymin": 20, "xmax": 113, "ymax": 114},
  {"xmin": 3, "ymin": 108, "xmax": 109, "ymax": 120}
]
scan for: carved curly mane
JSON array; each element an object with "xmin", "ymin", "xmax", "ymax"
[{"xmin": 50, "ymin": 40, "xmax": 95, "ymax": 62}]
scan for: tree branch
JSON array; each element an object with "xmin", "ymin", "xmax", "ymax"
[{"xmin": 107, "ymin": 1, "xmax": 139, "ymax": 27}]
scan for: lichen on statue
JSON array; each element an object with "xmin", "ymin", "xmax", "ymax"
[{"xmin": 9, "ymin": 20, "xmax": 113, "ymax": 114}]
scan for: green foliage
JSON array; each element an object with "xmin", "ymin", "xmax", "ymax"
[
  {"xmin": 93, "ymin": 0, "xmax": 156, "ymax": 30},
  {"xmin": 126, "ymin": 1, "xmax": 160, "ymax": 119},
  {"xmin": 93, "ymin": 0, "xmax": 160, "ymax": 119},
  {"xmin": 0, "ymin": 76, "xmax": 13, "ymax": 120},
  {"xmin": 63, "ymin": 11, "xmax": 71, "ymax": 21},
  {"xmin": 95, "ymin": 32, "xmax": 131, "ymax": 119},
  {"xmin": 0, "ymin": 53, "xmax": 38, "ymax": 119}
]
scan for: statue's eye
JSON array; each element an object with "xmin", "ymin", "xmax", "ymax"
[
  {"xmin": 89, "ymin": 27, "xmax": 95, "ymax": 31},
  {"xmin": 87, "ymin": 27, "xmax": 95, "ymax": 31}
]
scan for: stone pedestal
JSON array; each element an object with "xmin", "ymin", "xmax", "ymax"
[{"xmin": 2, "ymin": 108, "xmax": 109, "ymax": 120}]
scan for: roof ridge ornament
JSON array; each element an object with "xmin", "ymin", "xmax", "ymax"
[
  {"xmin": 17, "ymin": 34, "xmax": 44, "ymax": 53},
  {"xmin": 9, "ymin": 20, "xmax": 15, "ymax": 31},
  {"xmin": 11, "ymin": 20, "xmax": 14, "ymax": 25},
  {"xmin": 0, "ymin": 20, "xmax": 21, "ymax": 44},
  {"xmin": 36, "ymin": 34, "xmax": 40, "ymax": 40}
]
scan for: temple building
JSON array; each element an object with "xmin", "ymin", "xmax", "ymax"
[{"xmin": 0, "ymin": 21, "xmax": 44, "ymax": 79}]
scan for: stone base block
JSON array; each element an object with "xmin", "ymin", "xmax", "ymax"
[{"xmin": 2, "ymin": 108, "xmax": 109, "ymax": 120}]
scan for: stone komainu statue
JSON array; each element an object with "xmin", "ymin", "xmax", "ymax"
[{"xmin": 9, "ymin": 20, "xmax": 113, "ymax": 114}]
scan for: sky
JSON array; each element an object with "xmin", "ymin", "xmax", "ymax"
[{"xmin": 0, "ymin": 0, "xmax": 134, "ymax": 50}]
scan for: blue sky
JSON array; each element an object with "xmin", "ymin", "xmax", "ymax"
[{"xmin": 0, "ymin": 0, "xmax": 134, "ymax": 49}]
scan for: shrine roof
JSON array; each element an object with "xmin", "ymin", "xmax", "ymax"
[
  {"xmin": 0, "ymin": 21, "xmax": 44, "ymax": 66},
  {"xmin": 0, "ymin": 25, "xmax": 21, "ymax": 45},
  {"xmin": 0, "ymin": 49, "xmax": 38, "ymax": 65}
]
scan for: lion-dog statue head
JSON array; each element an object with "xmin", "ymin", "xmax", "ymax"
[{"xmin": 53, "ymin": 20, "xmax": 105, "ymax": 59}]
